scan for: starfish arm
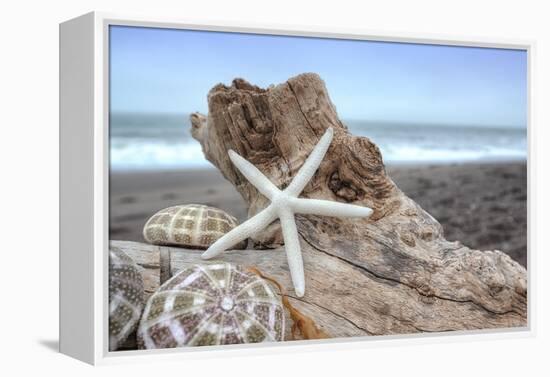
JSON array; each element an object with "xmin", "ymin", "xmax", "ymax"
[
  {"xmin": 285, "ymin": 128, "xmax": 334, "ymax": 197},
  {"xmin": 291, "ymin": 197, "xmax": 373, "ymax": 218},
  {"xmin": 279, "ymin": 209, "xmax": 306, "ymax": 297},
  {"xmin": 228, "ymin": 150, "xmax": 280, "ymax": 200},
  {"xmin": 201, "ymin": 206, "xmax": 277, "ymax": 260}
]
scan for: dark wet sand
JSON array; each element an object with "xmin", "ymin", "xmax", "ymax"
[{"xmin": 110, "ymin": 162, "xmax": 527, "ymax": 267}]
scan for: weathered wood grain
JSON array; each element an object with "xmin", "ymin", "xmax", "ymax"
[
  {"xmin": 112, "ymin": 240, "xmax": 364, "ymax": 340},
  {"xmin": 115, "ymin": 241, "xmax": 160, "ymax": 300},
  {"xmin": 186, "ymin": 73, "xmax": 527, "ymax": 334}
]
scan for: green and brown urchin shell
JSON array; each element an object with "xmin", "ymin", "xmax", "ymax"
[
  {"xmin": 143, "ymin": 204, "xmax": 247, "ymax": 249},
  {"xmin": 137, "ymin": 263, "xmax": 284, "ymax": 349},
  {"xmin": 109, "ymin": 246, "xmax": 145, "ymax": 351}
]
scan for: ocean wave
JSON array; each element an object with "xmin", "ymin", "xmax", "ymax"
[
  {"xmin": 380, "ymin": 144, "xmax": 526, "ymax": 164},
  {"xmin": 110, "ymin": 139, "xmax": 213, "ymax": 170},
  {"xmin": 109, "ymin": 114, "xmax": 527, "ymax": 170},
  {"xmin": 110, "ymin": 138, "xmax": 526, "ymax": 170}
]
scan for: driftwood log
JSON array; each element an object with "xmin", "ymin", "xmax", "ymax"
[
  {"xmin": 184, "ymin": 73, "xmax": 527, "ymax": 335},
  {"xmin": 112, "ymin": 72, "xmax": 527, "ymax": 342},
  {"xmin": 111, "ymin": 240, "xmax": 363, "ymax": 340}
]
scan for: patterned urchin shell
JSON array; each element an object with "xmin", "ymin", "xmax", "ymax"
[
  {"xmin": 143, "ymin": 204, "xmax": 246, "ymax": 249},
  {"xmin": 137, "ymin": 263, "xmax": 284, "ymax": 349},
  {"xmin": 109, "ymin": 246, "xmax": 145, "ymax": 351}
]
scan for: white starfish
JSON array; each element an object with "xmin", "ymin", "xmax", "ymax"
[{"xmin": 201, "ymin": 128, "xmax": 373, "ymax": 297}]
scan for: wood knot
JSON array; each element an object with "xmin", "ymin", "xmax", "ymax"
[
  {"xmin": 416, "ymin": 284, "xmax": 434, "ymax": 297},
  {"xmin": 420, "ymin": 230, "xmax": 435, "ymax": 241},
  {"xmin": 400, "ymin": 233, "xmax": 416, "ymax": 247},
  {"xmin": 328, "ymin": 171, "xmax": 364, "ymax": 202},
  {"xmin": 419, "ymin": 295, "xmax": 436, "ymax": 304},
  {"xmin": 403, "ymin": 208, "xmax": 417, "ymax": 217}
]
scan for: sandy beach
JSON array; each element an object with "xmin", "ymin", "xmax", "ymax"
[{"xmin": 110, "ymin": 162, "xmax": 527, "ymax": 267}]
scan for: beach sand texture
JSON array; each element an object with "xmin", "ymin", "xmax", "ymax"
[{"xmin": 110, "ymin": 162, "xmax": 527, "ymax": 267}]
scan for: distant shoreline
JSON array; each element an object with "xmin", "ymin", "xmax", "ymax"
[
  {"xmin": 109, "ymin": 157, "xmax": 528, "ymax": 174},
  {"xmin": 110, "ymin": 113, "xmax": 527, "ymax": 171},
  {"xmin": 109, "ymin": 161, "xmax": 527, "ymax": 268}
]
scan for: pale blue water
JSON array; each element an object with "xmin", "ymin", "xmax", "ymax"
[{"xmin": 110, "ymin": 112, "xmax": 527, "ymax": 171}]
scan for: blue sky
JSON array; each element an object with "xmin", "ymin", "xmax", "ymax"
[{"xmin": 110, "ymin": 26, "xmax": 527, "ymax": 128}]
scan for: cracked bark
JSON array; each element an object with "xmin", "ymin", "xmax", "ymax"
[
  {"xmin": 112, "ymin": 240, "xmax": 369, "ymax": 339},
  {"xmin": 114, "ymin": 73, "xmax": 525, "ymax": 340},
  {"xmin": 185, "ymin": 73, "xmax": 527, "ymax": 336}
]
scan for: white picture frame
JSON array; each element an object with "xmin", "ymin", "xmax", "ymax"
[{"xmin": 59, "ymin": 11, "xmax": 534, "ymax": 365}]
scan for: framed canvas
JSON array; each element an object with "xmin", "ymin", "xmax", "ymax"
[{"xmin": 59, "ymin": 11, "xmax": 533, "ymax": 365}]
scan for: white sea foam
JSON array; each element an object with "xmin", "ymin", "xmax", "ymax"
[
  {"xmin": 110, "ymin": 139, "xmax": 213, "ymax": 170},
  {"xmin": 109, "ymin": 113, "xmax": 527, "ymax": 170},
  {"xmin": 110, "ymin": 139, "xmax": 526, "ymax": 170},
  {"xmin": 380, "ymin": 144, "xmax": 526, "ymax": 164}
]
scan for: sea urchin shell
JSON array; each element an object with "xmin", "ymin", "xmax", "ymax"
[
  {"xmin": 137, "ymin": 263, "xmax": 284, "ymax": 349},
  {"xmin": 143, "ymin": 204, "xmax": 247, "ymax": 249},
  {"xmin": 109, "ymin": 246, "xmax": 145, "ymax": 351}
]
